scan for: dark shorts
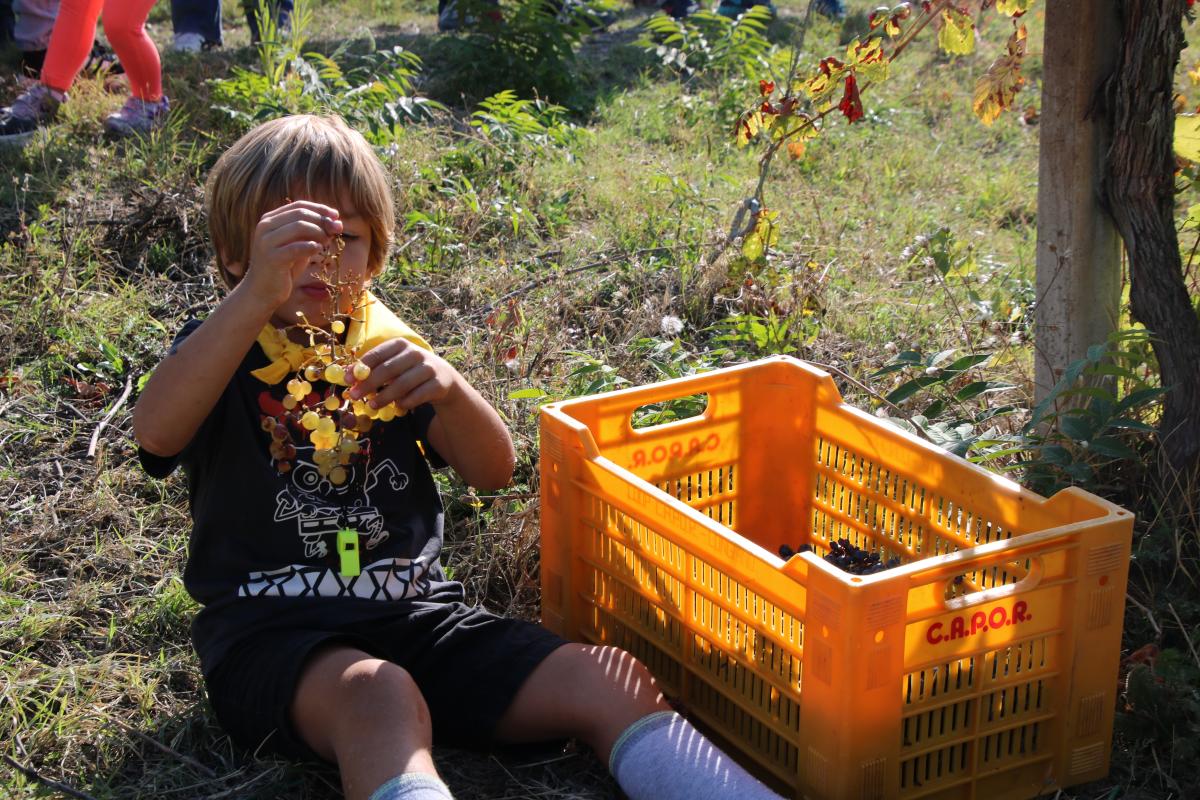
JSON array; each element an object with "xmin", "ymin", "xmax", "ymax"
[{"xmin": 203, "ymin": 599, "xmax": 568, "ymax": 761}]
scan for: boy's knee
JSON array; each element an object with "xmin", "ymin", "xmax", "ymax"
[{"xmin": 335, "ymin": 659, "xmax": 431, "ymax": 731}]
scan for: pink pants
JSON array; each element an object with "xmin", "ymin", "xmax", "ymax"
[{"xmin": 40, "ymin": 0, "xmax": 162, "ymax": 101}]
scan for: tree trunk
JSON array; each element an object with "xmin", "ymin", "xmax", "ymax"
[{"xmin": 1102, "ymin": 0, "xmax": 1200, "ymax": 482}]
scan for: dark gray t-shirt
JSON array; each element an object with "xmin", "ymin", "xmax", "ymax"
[{"xmin": 139, "ymin": 319, "xmax": 463, "ymax": 673}]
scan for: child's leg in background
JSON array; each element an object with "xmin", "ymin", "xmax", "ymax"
[
  {"xmin": 100, "ymin": 0, "xmax": 161, "ymax": 101},
  {"xmin": 37, "ymin": 0, "xmax": 100, "ymax": 94}
]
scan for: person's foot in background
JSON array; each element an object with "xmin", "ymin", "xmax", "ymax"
[
  {"xmin": 0, "ymin": 82, "xmax": 64, "ymax": 145},
  {"xmin": 659, "ymin": 0, "xmax": 697, "ymax": 19},
  {"xmin": 715, "ymin": 0, "xmax": 775, "ymax": 19},
  {"xmin": 104, "ymin": 95, "xmax": 170, "ymax": 137},
  {"xmin": 170, "ymin": 31, "xmax": 207, "ymax": 52},
  {"xmin": 812, "ymin": 0, "xmax": 846, "ymax": 19}
]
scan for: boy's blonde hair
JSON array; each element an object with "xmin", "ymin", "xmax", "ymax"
[{"xmin": 205, "ymin": 115, "xmax": 394, "ymax": 289}]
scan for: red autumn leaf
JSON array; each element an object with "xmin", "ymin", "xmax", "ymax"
[
  {"xmin": 838, "ymin": 74, "xmax": 864, "ymax": 123},
  {"xmin": 759, "ymin": 80, "xmax": 775, "ymax": 96},
  {"xmin": 779, "ymin": 96, "xmax": 798, "ymax": 115},
  {"xmin": 760, "ymin": 100, "xmax": 779, "ymax": 115},
  {"xmin": 64, "ymin": 376, "xmax": 112, "ymax": 404},
  {"xmin": 503, "ymin": 345, "xmax": 519, "ymax": 362}
]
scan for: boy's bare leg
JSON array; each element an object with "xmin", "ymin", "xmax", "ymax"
[
  {"xmin": 291, "ymin": 645, "xmax": 439, "ymax": 800},
  {"xmin": 492, "ymin": 643, "xmax": 668, "ymax": 762}
]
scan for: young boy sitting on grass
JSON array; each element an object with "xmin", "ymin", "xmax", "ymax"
[{"xmin": 133, "ymin": 114, "xmax": 784, "ymax": 800}]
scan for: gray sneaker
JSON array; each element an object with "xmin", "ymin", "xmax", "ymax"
[
  {"xmin": 0, "ymin": 83, "xmax": 65, "ymax": 145},
  {"xmin": 104, "ymin": 95, "xmax": 170, "ymax": 137}
]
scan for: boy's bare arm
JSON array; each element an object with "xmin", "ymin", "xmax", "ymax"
[
  {"xmin": 350, "ymin": 340, "xmax": 516, "ymax": 490},
  {"xmin": 134, "ymin": 201, "xmax": 343, "ymax": 457},
  {"xmin": 133, "ymin": 282, "xmax": 278, "ymax": 456}
]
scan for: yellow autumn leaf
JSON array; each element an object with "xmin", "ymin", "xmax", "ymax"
[
  {"xmin": 973, "ymin": 25, "xmax": 1027, "ymax": 125},
  {"xmin": 742, "ymin": 209, "xmax": 780, "ymax": 262},
  {"xmin": 938, "ymin": 8, "xmax": 975, "ymax": 55},
  {"xmin": 1175, "ymin": 114, "xmax": 1200, "ymax": 162},
  {"xmin": 996, "ymin": 0, "xmax": 1031, "ymax": 15},
  {"xmin": 845, "ymin": 37, "xmax": 889, "ymax": 83},
  {"xmin": 845, "ymin": 37, "xmax": 883, "ymax": 67},
  {"xmin": 735, "ymin": 111, "xmax": 763, "ymax": 147}
]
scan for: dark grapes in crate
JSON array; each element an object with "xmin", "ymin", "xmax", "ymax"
[{"xmin": 779, "ymin": 539, "xmax": 900, "ymax": 575}]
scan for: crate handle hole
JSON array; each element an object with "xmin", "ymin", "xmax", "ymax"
[{"xmin": 630, "ymin": 393, "xmax": 710, "ymax": 430}]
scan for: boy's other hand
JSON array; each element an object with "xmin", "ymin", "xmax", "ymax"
[
  {"xmin": 348, "ymin": 338, "xmax": 460, "ymax": 411},
  {"xmin": 242, "ymin": 201, "xmax": 344, "ymax": 308}
]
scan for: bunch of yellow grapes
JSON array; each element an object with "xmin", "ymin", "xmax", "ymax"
[{"xmin": 259, "ymin": 235, "xmax": 405, "ymax": 485}]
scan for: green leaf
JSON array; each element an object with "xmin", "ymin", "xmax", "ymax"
[
  {"xmin": 954, "ymin": 380, "xmax": 1016, "ymax": 402},
  {"xmin": 938, "ymin": 8, "xmax": 976, "ymax": 55},
  {"xmin": 1106, "ymin": 418, "xmax": 1154, "ymax": 432},
  {"xmin": 1087, "ymin": 436, "xmax": 1137, "ymax": 460},
  {"xmin": 508, "ymin": 387, "xmax": 547, "ymax": 400},
  {"xmin": 1116, "ymin": 386, "xmax": 1168, "ymax": 414},
  {"xmin": 1039, "ymin": 445, "xmax": 1072, "ymax": 465},
  {"xmin": 944, "ymin": 353, "xmax": 991, "ymax": 373},
  {"xmin": 1058, "ymin": 414, "xmax": 1096, "ymax": 441},
  {"xmin": 885, "ymin": 375, "xmax": 943, "ymax": 404}
]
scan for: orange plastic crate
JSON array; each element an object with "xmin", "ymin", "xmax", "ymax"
[{"xmin": 538, "ymin": 356, "xmax": 1132, "ymax": 800}]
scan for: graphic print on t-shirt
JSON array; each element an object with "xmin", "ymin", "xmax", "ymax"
[
  {"xmin": 273, "ymin": 448, "xmax": 408, "ymax": 558},
  {"xmin": 234, "ymin": 390, "xmax": 434, "ymax": 601}
]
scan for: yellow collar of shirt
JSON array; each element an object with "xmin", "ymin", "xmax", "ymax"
[{"xmin": 250, "ymin": 290, "xmax": 432, "ymax": 385}]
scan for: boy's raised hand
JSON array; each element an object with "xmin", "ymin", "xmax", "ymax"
[
  {"xmin": 241, "ymin": 200, "xmax": 344, "ymax": 307},
  {"xmin": 348, "ymin": 338, "xmax": 460, "ymax": 411}
]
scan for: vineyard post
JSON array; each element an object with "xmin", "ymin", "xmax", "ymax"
[{"xmin": 1033, "ymin": 0, "xmax": 1122, "ymax": 405}]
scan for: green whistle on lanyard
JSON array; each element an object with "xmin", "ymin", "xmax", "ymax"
[{"xmin": 337, "ymin": 529, "xmax": 361, "ymax": 577}]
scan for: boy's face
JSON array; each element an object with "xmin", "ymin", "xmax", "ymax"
[{"xmin": 269, "ymin": 195, "xmax": 374, "ymax": 331}]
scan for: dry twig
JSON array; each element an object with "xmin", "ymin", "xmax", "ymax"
[{"xmin": 88, "ymin": 374, "xmax": 133, "ymax": 459}]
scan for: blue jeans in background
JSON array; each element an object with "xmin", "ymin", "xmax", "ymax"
[
  {"xmin": 170, "ymin": 0, "xmax": 293, "ymax": 46},
  {"xmin": 171, "ymin": 0, "xmax": 222, "ymax": 45}
]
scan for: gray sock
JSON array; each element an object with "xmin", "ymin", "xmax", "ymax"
[
  {"xmin": 367, "ymin": 773, "xmax": 454, "ymax": 800},
  {"xmin": 609, "ymin": 711, "xmax": 784, "ymax": 800}
]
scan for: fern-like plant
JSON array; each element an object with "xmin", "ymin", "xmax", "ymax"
[{"xmin": 211, "ymin": 0, "xmax": 442, "ymax": 143}]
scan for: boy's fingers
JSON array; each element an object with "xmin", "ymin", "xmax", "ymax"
[
  {"xmin": 270, "ymin": 199, "xmax": 342, "ymax": 220},
  {"xmin": 349, "ymin": 341, "xmax": 418, "ymax": 399},
  {"xmin": 358, "ymin": 339, "xmax": 414, "ymax": 370},
  {"xmin": 262, "ymin": 220, "xmax": 335, "ymax": 250},
  {"xmin": 388, "ymin": 378, "xmax": 439, "ymax": 411},
  {"xmin": 260, "ymin": 207, "xmax": 343, "ymax": 238},
  {"xmin": 369, "ymin": 362, "xmax": 435, "ymax": 409},
  {"xmin": 279, "ymin": 240, "xmax": 324, "ymax": 263}
]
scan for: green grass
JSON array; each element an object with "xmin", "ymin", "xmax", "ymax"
[{"xmin": 1, "ymin": 1, "xmax": 1197, "ymax": 798}]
